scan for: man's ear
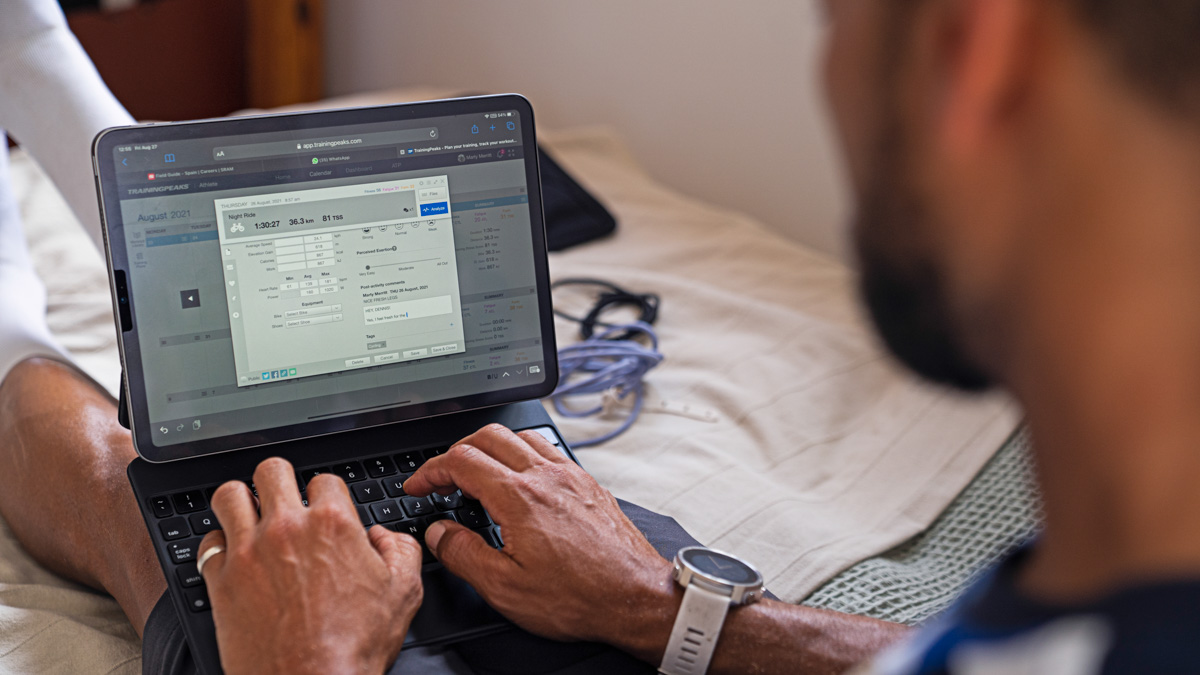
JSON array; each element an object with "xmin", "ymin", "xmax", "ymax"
[{"xmin": 928, "ymin": 0, "xmax": 1041, "ymax": 159}]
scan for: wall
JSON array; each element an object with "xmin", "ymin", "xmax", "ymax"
[
  {"xmin": 325, "ymin": 0, "xmax": 851, "ymax": 259},
  {"xmin": 68, "ymin": 0, "xmax": 247, "ymax": 121}
]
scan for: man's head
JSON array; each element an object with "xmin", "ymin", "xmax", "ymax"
[{"xmin": 821, "ymin": 0, "xmax": 1200, "ymax": 391}]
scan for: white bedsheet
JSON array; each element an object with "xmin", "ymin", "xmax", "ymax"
[
  {"xmin": 537, "ymin": 127, "xmax": 1018, "ymax": 601},
  {"xmin": 0, "ymin": 90, "xmax": 1018, "ymax": 673}
]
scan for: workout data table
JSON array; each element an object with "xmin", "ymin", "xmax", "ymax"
[{"xmin": 214, "ymin": 176, "xmax": 467, "ymax": 387}]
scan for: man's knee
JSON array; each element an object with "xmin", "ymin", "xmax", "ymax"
[
  {"xmin": 0, "ymin": 356, "xmax": 114, "ymax": 419},
  {"xmin": 2, "ymin": 356, "xmax": 79, "ymax": 401}
]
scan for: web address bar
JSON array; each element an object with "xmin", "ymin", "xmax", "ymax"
[{"xmin": 213, "ymin": 128, "xmax": 439, "ymax": 161}]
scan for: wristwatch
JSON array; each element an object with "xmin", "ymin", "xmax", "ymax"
[{"xmin": 659, "ymin": 546, "xmax": 764, "ymax": 675}]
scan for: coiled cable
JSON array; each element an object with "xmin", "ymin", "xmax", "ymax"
[{"xmin": 550, "ymin": 320, "xmax": 663, "ymax": 447}]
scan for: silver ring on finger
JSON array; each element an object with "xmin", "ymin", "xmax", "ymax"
[{"xmin": 197, "ymin": 545, "xmax": 226, "ymax": 577}]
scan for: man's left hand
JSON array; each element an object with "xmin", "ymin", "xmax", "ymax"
[{"xmin": 197, "ymin": 457, "xmax": 424, "ymax": 675}]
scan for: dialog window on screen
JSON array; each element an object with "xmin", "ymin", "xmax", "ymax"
[{"xmin": 214, "ymin": 176, "xmax": 466, "ymax": 387}]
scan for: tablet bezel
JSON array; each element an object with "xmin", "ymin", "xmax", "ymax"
[{"xmin": 94, "ymin": 94, "xmax": 558, "ymax": 463}]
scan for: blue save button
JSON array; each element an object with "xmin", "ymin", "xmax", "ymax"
[{"xmin": 420, "ymin": 202, "xmax": 449, "ymax": 216}]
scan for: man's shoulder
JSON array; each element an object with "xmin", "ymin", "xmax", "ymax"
[{"xmin": 852, "ymin": 553, "xmax": 1200, "ymax": 675}]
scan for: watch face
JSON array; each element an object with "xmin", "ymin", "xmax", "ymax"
[{"xmin": 681, "ymin": 548, "xmax": 761, "ymax": 585}]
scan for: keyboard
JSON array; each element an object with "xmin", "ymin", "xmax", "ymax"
[{"xmin": 146, "ymin": 425, "xmax": 563, "ymax": 614}]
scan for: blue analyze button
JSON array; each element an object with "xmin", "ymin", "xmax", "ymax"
[{"xmin": 420, "ymin": 202, "xmax": 449, "ymax": 216}]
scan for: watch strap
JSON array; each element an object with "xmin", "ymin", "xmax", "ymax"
[{"xmin": 658, "ymin": 583, "xmax": 732, "ymax": 675}]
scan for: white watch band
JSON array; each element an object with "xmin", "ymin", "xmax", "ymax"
[{"xmin": 658, "ymin": 583, "xmax": 732, "ymax": 675}]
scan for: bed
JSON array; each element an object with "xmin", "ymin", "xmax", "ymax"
[{"xmin": 0, "ymin": 88, "xmax": 1033, "ymax": 673}]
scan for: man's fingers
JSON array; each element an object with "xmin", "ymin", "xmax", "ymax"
[
  {"xmin": 368, "ymin": 525, "xmax": 423, "ymax": 578},
  {"xmin": 369, "ymin": 527, "xmax": 424, "ymax": 614},
  {"xmin": 516, "ymin": 430, "xmax": 570, "ymax": 464},
  {"xmin": 253, "ymin": 457, "xmax": 303, "ymax": 518},
  {"xmin": 424, "ymin": 520, "xmax": 512, "ymax": 597},
  {"xmin": 457, "ymin": 424, "xmax": 543, "ymax": 471},
  {"xmin": 305, "ymin": 472, "xmax": 353, "ymax": 507},
  {"xmin": 403, "ymin": 444, "xmax": 514, "ymax": 515},
  {"xmin": 197, "ymin": 529, "xmax": 228, "ymax": 579},
  {"xmin": 210, "ymin": 480, "xmax": 258, "ymax": 543}
]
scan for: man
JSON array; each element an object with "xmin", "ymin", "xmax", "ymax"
[{"xmin": 3, "ymin": 0, "xmax": 1199, "ymax": 672}]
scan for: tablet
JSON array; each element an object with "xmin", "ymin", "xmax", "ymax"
[{"xmin": 93, "ymin": 95, "xmax": 557, "ymax": 462}]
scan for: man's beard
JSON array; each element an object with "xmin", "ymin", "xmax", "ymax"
[{"xmin": 853, "ymin": 123, "xmax": 995, "ymax": 392}]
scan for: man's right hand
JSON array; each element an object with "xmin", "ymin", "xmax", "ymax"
[
  {"xmin": 401, "ymin": 424, "xmax": 680, "ymax": 662},
  {"xmin": 403, "ymin": 426, "xmax": 910, "ymax": 675}
]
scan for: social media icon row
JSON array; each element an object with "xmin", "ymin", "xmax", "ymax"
[{"xmin": 261, "ymin": 368, "xmax": 298, "ymax": 381}]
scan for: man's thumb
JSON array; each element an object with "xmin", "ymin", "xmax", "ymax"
[{"xmin": 425, "ymin": 520, "xmax": 509, "ymax": 591}]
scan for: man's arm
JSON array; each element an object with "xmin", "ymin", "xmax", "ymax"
[
  {"xmin": 403, "ymin": 424, "xmax": 909, "ymax": 675},
  {"xmin": 606, "ymin": 591, "xmax": 908, "ymax": 675}
]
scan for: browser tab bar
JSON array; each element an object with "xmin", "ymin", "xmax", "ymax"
[{"xmin": 213, "ymin": 128, "xmax": 439, "ymax": 161}]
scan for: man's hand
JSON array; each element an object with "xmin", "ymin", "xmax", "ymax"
[
  {"xmin": 401, "ymin": 424, "xmax": 679, "ymax": 661},
  {"xmin": 197, "ymin": 458, "xmax": 423, "ymax": 675}
]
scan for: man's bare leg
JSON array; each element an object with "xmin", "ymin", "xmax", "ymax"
[{"xmin": 0, "ymin": 357, "xmax": 165, "ymax": 636}]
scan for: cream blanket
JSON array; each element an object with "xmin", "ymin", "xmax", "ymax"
[{"xmin": 0, "ymin": 90, "xmax": 1018, "ymax": 673}]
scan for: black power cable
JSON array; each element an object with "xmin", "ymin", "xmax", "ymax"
[{"xmin": 550, "ymin": 278, "xmax": 660, "ymax": 341}]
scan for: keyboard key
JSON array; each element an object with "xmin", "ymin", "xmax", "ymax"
[
  {"xmin": 390, "ymin": 519, "xmax": 424, "ymax": 539},
  {"xmin": 426, "ymin": 512, "xmax": 456, "ymax": 527},
  {"xmin": 457, "ymin": 501, "xmax": 490, "ymax": 529},
  {"xmin": 172, "ymin": 490, "xmax": 206, "ymax": 514},
  {"xmin": 400, "ymin": 496, "xmax": 434, "ymax": 518},
  {"xmin": 184, "ymin": 587, "xmax": 211, "ymax": 612},
  {"xmin": 356, "ymin": 504, "xmax": 372, "ymax": 527},
  {"xmin": 300, "ymin": 468, "xmax": 330, "ymax": 487},
  {"xmin": 189, "ymin": 512, "xmax": 219, "ymax": 535},
  {"xmin": 432, "ymin": 491, "xmax": 462, "ymax": 511},
  {"xmin": 177, "ymin": 562, "xmax": 203, "ymax": 588},
  {"xmin": 370, "ymin": 501, "xmax": 404, "ymax": 523},
  {"xmin": 243, "ymin": 481, "xmax": 258, "ymax": 498},
  {"xmin": 352, "ymin": 482, "xmax": 384, "ymax": 503},
  {"xmin": 424, "ymin": 447, "xmax": 449, "ymax": 460},
  {"xmin": 159, "ymin": 517, "xmax": 190, "ymax": 541},
  {"xmin": 149, "ymin": 496, "xmax": 173, "ymax": 518},
  {"xmin": 168, "ymin": 538, "xmax": 202, "ymax": 564},
  {"xmin": 382, "ymin": 476, "xmax": 409, "ymax": 498},
  {"xmin": 477, "ymin": 527, "xmax": 501, "ymax": 549},
  {"xmin": 365, "ymin": 456, "xmax": 398, "ymax": 478},
  {"xmin": 333, "ymin": 462, "xmax": 365, "ymax": 483},
  {"xmin": 394, "ymin": 452, "xmax": 424, "ymax": 473}
]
